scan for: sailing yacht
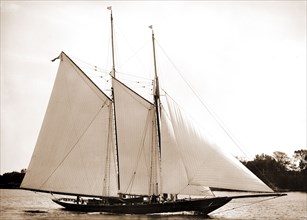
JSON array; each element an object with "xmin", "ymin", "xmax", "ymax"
[{"xmin": 21, "ymin": 7, "xmax": 285, "ymax": 215}]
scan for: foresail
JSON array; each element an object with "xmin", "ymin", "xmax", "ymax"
[
  {"xmin": 21, "ymin": 52, "xmax": 117, "ymax": 197},
  {"xmin": 112, "ymin": 78, "xmax": 159, "ymax": 195},
  {"xmin": 161, "ymin": 95, "xmax": 273, "ymax": 193}
]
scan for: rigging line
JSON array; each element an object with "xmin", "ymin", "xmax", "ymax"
[
  {"xmin": 126, "ymin": 173, "xmax": 136, "ymax": 195},
  {"xmin": 78, "ymin": 133, "xmax": 94, "ymax": 195},
  {"xmin": 158, "ymin": 47, "xmax": 278, "ymax": 189},
  {"xmin": 155, "ymin": 111, "xmax": 163, "ymax": 195},
  {"xmin": 71, "ymin": 56, "xmax": 109, "ymax": 74},
  {"xmin": 115, "ymin": 78, "xmax": 152, "ymax": 86},
  {"xmin": 98, "ymin": 75, "xmax": 112, "ymax": 84},
  {"xmin": 109, "ymin": 112, "xmax": 117, "ymax": 195},
  {"xmin": 114, "ymin": 79, "xmax": 154, "ymax": 107},
  {"xmin": 128, "ymin": 85, "xmax": 152, "ymax": 90},
  {"xmin": 103, "ymin": 107, "xmax": 113, "ymax": 196},
  {"xmin": 212, "ymin": 196, "xmax": 281, "ymax": 215},
  {"xmin": 124, "ymin": 109, "xmax": 153, "ymax": 194},
  {"xmin": 39, "ymin": 102, "xmax": 108, "ymax": 189},
  {"xmin": 115, "ymin": 22, "xmax": 152, "ymax": 74},
  {"xmin": 118, "ymin": 40, "xmax": 151, "ymax": 72},
  {"xmin": 156, "ymin": 40, "xmax": 251, "ymax": 159},
  {"xmin": 163, "ymin": 91, "xmax": 216, "ymax": 142},
  {"xmin": 149, "ymin": 110, "xmax": 157, "ymax": 195},
  {"xmin": 164, "ymin": 95, "xmax": 212, "ymax": 186},
  {"xmin": 84, "ymin": 72, "xmax": 106, "ymax": 78},
  {"xmin": 79, "ymin": 65, "xmax": 108, "ymax": 74},
  {"xmin": 78, "ymin": 66, "xmax": 109, "ymax": 75},
  {"xmin": 68, "ymin": 57, "xmax": 112, "ymax": 102},
  {"xmin": 116, "ymin": 71, "xmax": 153, "ymax": 81}
]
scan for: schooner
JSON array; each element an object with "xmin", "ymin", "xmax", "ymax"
[{"xmin": 21, "ymin": 7, "xmax": 285, "ymax": 215}]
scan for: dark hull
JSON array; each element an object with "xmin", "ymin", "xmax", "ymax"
[{"xmin": 52, "ymin": 197, "xmax": 232, "ymax": 215}]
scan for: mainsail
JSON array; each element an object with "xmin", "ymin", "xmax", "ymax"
[
  {"xmin": 21, "ymin": 52, "xmax": 117, "ymax": 197},
  {"xmin": 112, "ymin": 78, "xmax": 160, "ymax": 195}
]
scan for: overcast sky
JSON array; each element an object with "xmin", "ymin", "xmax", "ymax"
[{"xmin": 1, "ymin": 1, "xmax": 306, "ymax": 174}]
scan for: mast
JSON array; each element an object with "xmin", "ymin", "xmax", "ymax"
[
  {"xmin": 149, "ymin": 25, "xmax": 162, "ymax": 154},
  {"xmin": 109, "ymin": 6, "xmax": 116, "ymax": 78},
  {"xmin": 107, "ymin": 6, "xmax": 120, "ymax": 192},
  {"xmin": 149, "ymin": 25, "xmax": 162, "ymax": 196}
]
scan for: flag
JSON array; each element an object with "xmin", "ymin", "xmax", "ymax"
[
  {"xmin": 51, "ymin": 55, "xmax": 60, "ymax": 62},
  {"xmin": 107, "ymin": 6, "xmax": 112, "ymax": 10}
]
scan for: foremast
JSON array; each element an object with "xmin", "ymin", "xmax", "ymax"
[{"xmin": 107, "ymin": 6, "xmax": 121, "ymax": 193}]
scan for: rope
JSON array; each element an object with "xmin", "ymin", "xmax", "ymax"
[
  {"xmin": 212, "ymin": 196, "xmax": 281, "ymax": 215},
  {"xmin": 163, "ymin": 90, "xmax": 216, "ymax": 142},
  {"xmin": 71, "ymin": 56, "xmax": 109, "ymax": 74},
  {"xmin": 124, "ymin": 109, "xmax": 153, "ymax": 194},
  {"xmin": 156, "ymin": 40, "xmax": 250, "ymax": 157},
  {"xmin": 115, "ymin": 22, "xmax": 151, "ymax": 75},
  {"xmin": 116, "ymin": 71, "xmax": 153, "ymax": 81},
  {"xmin": 39, "ymin": 102, "xmax": 108, "ymax": 189}
]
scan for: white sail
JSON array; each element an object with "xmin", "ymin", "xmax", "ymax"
[
  {"xmin": 161, "ymin": 95, "xmax": 273, "ymax": 193},
  {"xmin": 160, "ymin": 102, "xmax": 212, "ymax": 196},
  {"xmin": 21, "ymin": 52, "xmax": 117, "ymax": 197},
  {"xmin": 112, "ymin": 78, "xmax": 159, "ymax": 195}
]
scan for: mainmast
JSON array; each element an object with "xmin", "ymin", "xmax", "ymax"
[
  {"xmin": 107, "ymin": 6, "xmax": 120, "ymax": 192},
  {"xmin": 149, "ymin": 25, "xmax": 162, "ymax": 196},
  {"xmin": 149, "ymin": 25, "xmax": 162, "ymax": 155}
]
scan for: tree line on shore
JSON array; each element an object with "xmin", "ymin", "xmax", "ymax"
[
  {"xmin": 239, "ymin": 149, "xmax": 307, "ymax": 192},
  {"xmin": 1, "ymin": 149, "xmax": 306, "ymax": 192}
]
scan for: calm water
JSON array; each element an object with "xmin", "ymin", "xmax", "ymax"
[{"xmin": 0, "ymin": 189, "xmax": 306, "ymax": 220}]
